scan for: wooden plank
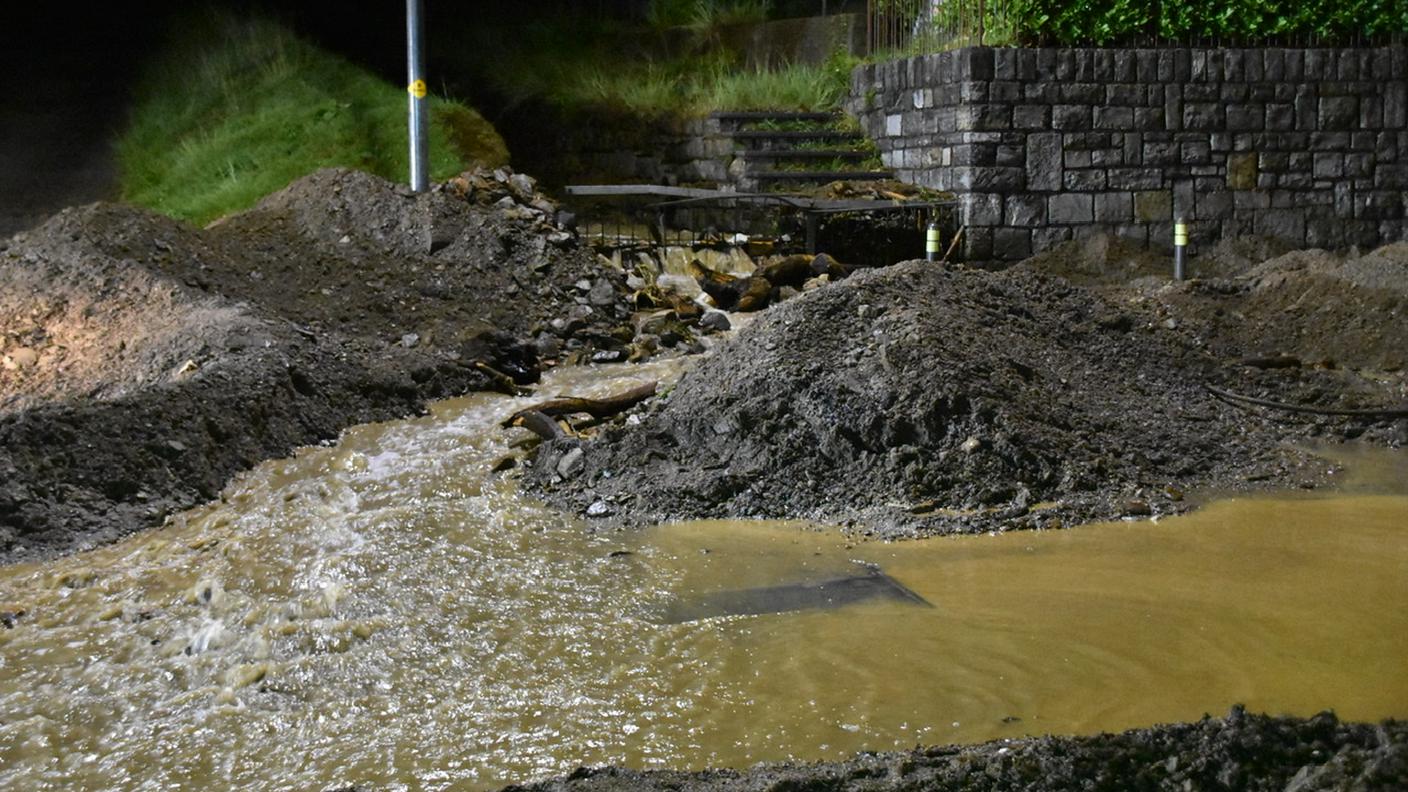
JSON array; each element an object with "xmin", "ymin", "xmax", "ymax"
[{"xmin": 563, "ymin": 184, "xmax": 728, "ymax": 198}]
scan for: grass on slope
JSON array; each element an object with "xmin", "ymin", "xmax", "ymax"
[{"xmin": 118, "ymin": 11, "xmax": 508, "ymax": 225}]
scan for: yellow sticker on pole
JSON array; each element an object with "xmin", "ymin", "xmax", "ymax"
[{"xmin": 408, "ymin": 79, "xmax": 428, "ymax": 99}]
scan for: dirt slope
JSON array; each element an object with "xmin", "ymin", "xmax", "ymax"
[{"xmin": 0, "ymin": 167, "xmax": 630, "ymax": 562}]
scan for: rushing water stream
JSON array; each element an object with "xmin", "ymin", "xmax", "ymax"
[{"xmin": 1, "ymin": 358, "xmax": 1405, "ymax": 791}]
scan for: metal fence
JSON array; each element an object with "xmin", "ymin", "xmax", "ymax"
[
  {"xmin": 566, "ymin": 187, "xmax": 959, "ymax": 268},
  {"xmin": 868, "ymin": 0, "xmax": 1018, "ymax": 54}
]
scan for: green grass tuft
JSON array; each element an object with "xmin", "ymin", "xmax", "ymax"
[{"xmin": 117, "ymin": 11, "xmax": 508, "ymax": 225}]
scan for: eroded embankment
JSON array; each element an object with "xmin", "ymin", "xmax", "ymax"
[
  {"xmin": 527, "ymin": 253, "xmax": 1407, "ymax": 535},
  {"xmin": 0, "ymin": 167, "xmax": 633, "ymax": 562},
  {"xmin": 511, "ymin": 709, "xmax": 1407, "ymax": 792}
]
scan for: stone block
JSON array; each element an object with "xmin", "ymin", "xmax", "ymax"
[
  {"xmin": 1032, "ymin": 226, "xmax": 1073, "ymax": 253},
  {"xmin": 1094, "ymin": 191, "xmax": 1133, "ymax": 223},
  {"xmin": 993, "ymin": 228, "xmax": 1032, "ymax": 260},
  {"xmin": 1255, "ymin": 210, "xmax": 1307, "ymax": 245},
  {"xmin": 1136, "ymin": 49, "xmax": 1159, "ymax": 82},
  {"xmin": 1345, "ymin": 153, "xmax": 1373, "ymax": 179},
  {"xmin": 1060, "ymin": 83, "xmax": 1104, "ymax": 104},
  {"xmin": 994, "ymin": 48, "xmax": 1018, "ymax": 80},
  {"xmin": 1227, "ymin": 152, "xmax": 1259, "ymax": 190},
  {"xmin": 1106, "ymin": 84, "xmax": 1142, "ymax": 106},
  {"xmin": 958, "ymin": 104, "xmax": 1012, "ymax": 132},
  {"xmin": 1220, "ymin": 83, "xmax": 1249, "ymax": 103},
  {"xmin": 1313, "ymin": 153, "xmax": 1345, "ymax": 179},
  {"xmin": 1259, "ymin": 151, "xmax": 1290, "ymax": 173},
  {"xmin": 1092, "ymin": 148, "xmax": 1124, "ymax": 167},
  {"xmin": 1108, "ymin": 168, "xmax": 1162, "ymax": 190},
  {"xmin": 1134, "ymin": 190, "xmax": 1172, "ymax": 221},
  {"xmin": 963, "ymin": 227, "xmax": 994, "ymax": 261},
  {"xmin": 959, "ymin": 47, "xmax": 995, "ymax": 81},
  {"xmin": 1294, "ymin": 86, "xmax": 1317, "ymax": 130},
  {"xmin": 962, "ymin": 192, "xmax": 1005, "ymax": 226},
  {"xmin": 1012, "ymin": 105, "xmax": 1050, "ymax": 129},
  {"xmin": 1142, "ymin": 141, "xmax": 1180, "ymax": 165},
  {"xmin": 1049, "ymin": 193, "xmax": 1094, "ymax": 223},
  {"xmin": 953, "ymin": 143, "xmax": 997, "ymax": 166},
  {"xmin": 1053, "ymin": 105, "xmax": 1092, "ymax": 130},
  {"xmin": 1113, "ymin": 50, "xmax": 1137, "ymax": 82},
  {"xmin": 997, "ymin": 145, "xmax": 1024, "ymax": 166},
  {"xmin": 885, "ymin": 114, "xmax": 902, "ymax": 137},
  {"xmin": 1227, "ymin": 104, "xmax": 1264, "ymax": 130},
  {"xmin": 1195, "ymin": 190, "xmax": 1234, "ymax": 220},
  {"xmin": 1183, "ymin": 103, "xmax": 1225, "ymax": 130},
  {"xmin": 1064, "ymin": 169, "xmax": 1107, "ymax": 191},
  {"xmin": 1265, "ymin": 104, "xmax": 1295, "ymax": 131},
  {"xmin": 1361, "ymin": 96, "xmax": 1384, "ymax": 130},
  {"xmin": 990, "ymin": 81, "xmax": 1023, "ymax": 102},
  {"xmin": 1320, "ymin": 96, "xmax": 1359, "ymax": 129},
  {"xmin": 1264, "ymin": 48, "xmax": 1286, "ymax": 81},
  {"xmin": 1064, "ymin": 150, "xmax": 1092, "ymax": 169},
  {"xmin": 1005, "ymin": 194, "xmax": 1046, "ymax": 227},
  {"xmin": 1094, "ymin": 106, "xmax": 1135, "ymax": 129},
  {"xmin": 1181, "ymin": 142, "xmax": 1211, "ymax": 165},
  {"xmin": 1133, "ymin": 107, "xmax": 1165, "ymax": 131},
  {"xmin": 1385, "ymin": 82, "xmax": 1406, "ymax": 129},
  {"xmin": 1025, "ymin": 133, "xmax": 1063, "ymax": 191},
  {"xmin": 953, "ymin": 166, "xmax": 1025, "ymax": 191}
]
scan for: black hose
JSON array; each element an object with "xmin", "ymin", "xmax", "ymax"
[{"xmin": 1204, "ymin": 384, "xmax": 1408, "ymax": 419}]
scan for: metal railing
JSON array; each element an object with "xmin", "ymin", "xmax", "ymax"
[
  {"xmin": 868, "ymin": 0, "xmax": 1017, "ymax": 54},
  {"xmin": 565, "ymin": 186, "xmax": 959, "ymax": 268}
]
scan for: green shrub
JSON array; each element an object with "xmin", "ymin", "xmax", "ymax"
[{"xmin": 118, "ymin": 11, "xmax": 508, "ymax": 225}]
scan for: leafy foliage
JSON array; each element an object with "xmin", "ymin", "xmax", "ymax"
[{"xmin": 901, "ymin": 0, "xmax": 1406, "ymax": 46}]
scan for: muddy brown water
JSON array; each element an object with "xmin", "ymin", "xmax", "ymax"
[{"xmin": 1, "ymin": 359, "xmax": 1405, "ymax": 791}]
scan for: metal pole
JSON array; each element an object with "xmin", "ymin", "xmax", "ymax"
[{"xmin": 406, "ymin": 0, "xmax": 429, "ymax": 193}]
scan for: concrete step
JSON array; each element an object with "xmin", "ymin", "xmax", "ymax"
[
  {"xmin": 752, "ymin": 170, "xmax": 892, "ymax": 183},
  {"xmin": 711, "ymin": 111, "xmax": 837, "ymax": 123},
  {"xmin": 738, "ymin": 148, "xmax": 871, "ymax": 161}
]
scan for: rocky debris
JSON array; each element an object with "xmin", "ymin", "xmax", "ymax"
[
  {"xmin": 1, "ymin": 167, "xmax": 634, "ymax": 562},
  {"xmin": 507, "ymin": 708, "xmax": 1408, "ymax": 792},
  {"xmin": 526, "ymin": 259, "xmax": 1403, "ymax": 534}
]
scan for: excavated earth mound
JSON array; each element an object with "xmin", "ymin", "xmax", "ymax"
[
  {"xmin": 527, "ymin": 260, "xmax": 1405, "ymax": 535},
  {"xmin": 510, "ymin": 709, "xmax": 1408, "ymax": 792},
  {"xmin": 0, "ymin": 167, "xmax": 631, "ymax": 562}
]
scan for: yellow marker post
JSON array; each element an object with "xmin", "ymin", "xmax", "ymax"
[
  {"xmin": 925, "ymin": 219, "xmax": 941, "ymax": 262},
  {"xmin": 408, "ymin": 79, "xmax": 427, "ymax": 99},
  {"xmin": 1173, "ymin": 219, "xmax": 1188, "ymax": 281}
]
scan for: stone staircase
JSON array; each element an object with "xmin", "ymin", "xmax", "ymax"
[{"xmin": 712, "ymin": 111, "xmax": 889, "ymax": 191}]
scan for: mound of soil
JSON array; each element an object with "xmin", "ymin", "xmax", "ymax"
[
  {"xmin": 510, "ymin": 708, "xmax": 1407, "ymax": 792},
  {"xmin": 0, "ymin": 167, "xmax": 632, "ymax": 562},
  {"xmin": 1024, "ymin": 236, "xmax": 1408, "ymax": 374},
  {"xmin": 526, "ymin": 260, "xmax": 1403, "ymax": 535}
]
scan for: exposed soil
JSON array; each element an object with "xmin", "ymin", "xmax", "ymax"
[
  {"xmin": 526, "ymin": 241, "xmax": 1406, "ymax": 536},
  {"xmin": 0, "ymin": 167, "xmax": 635, "ymax": 563},
  {"xmin": 508, "ymin": 708, "xmax": 1408, "ymax": 792}
]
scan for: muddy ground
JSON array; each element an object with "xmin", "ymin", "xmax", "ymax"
[
  {"xmin": 509, "ymin": 708, "xmax": 1407, "ymax": 792},
  {"xmin": 525, "ymin": 238, "xmax": 1407, "ymax": 535},
  {"xmin": 0, "ymin": 167, "xmax": 637, "ymax": 563}
]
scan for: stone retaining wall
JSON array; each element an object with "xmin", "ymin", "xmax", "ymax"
[{"xmin": 847, "ymin": 46, "xmax": 1408, "ymax": 260}]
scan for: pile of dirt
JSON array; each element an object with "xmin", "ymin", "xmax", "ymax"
[
  {"xmin": 508, "ymin": 708, "xmax": 1407, "ymax": 792},
  {"xmin": 1024, "ymin": 236, "xmax": 1408, "ymax": 376},
  {"xmin": 0, "ymin": 166, "xmax": 634, "ymax": 562},
  {"xmin": 525, "ymin": 260, "xmax": 1404, "ymax": 535}
]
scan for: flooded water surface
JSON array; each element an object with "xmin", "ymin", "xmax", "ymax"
[{"xmin": 2, "ymin": 360, "xmax": 1405, "ymax": 790}]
